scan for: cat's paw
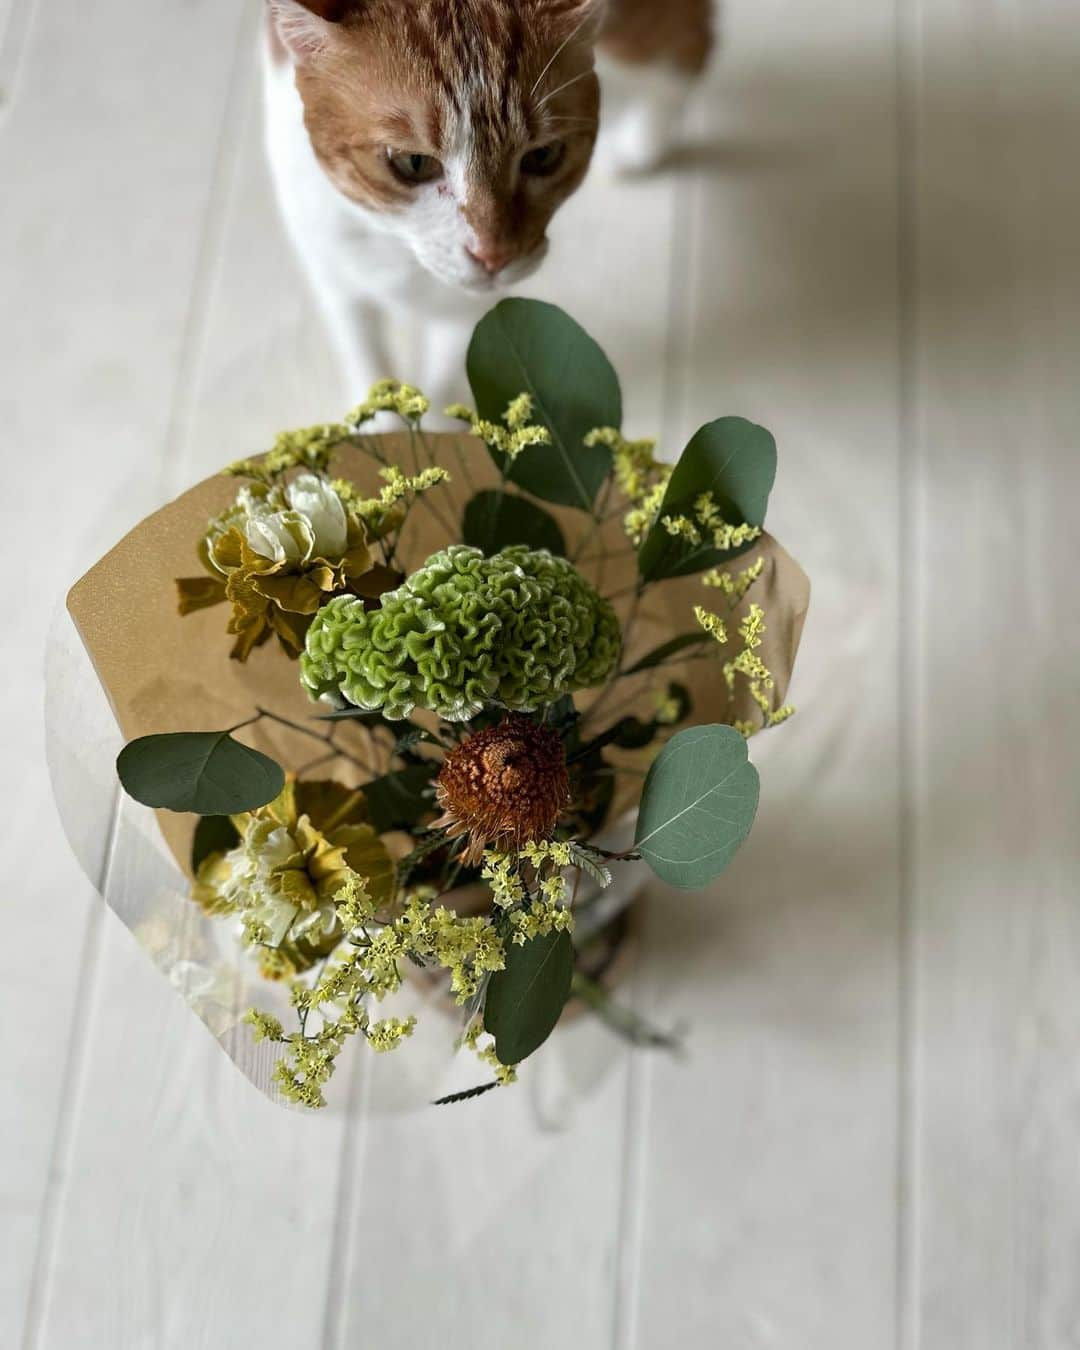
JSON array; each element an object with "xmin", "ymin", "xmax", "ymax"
[
  {"xmin": 602, "ymin": 107, "xmax": 674, "ymax": 175},
  {"xmin": 600, "ymin": 68, "xmax": 692, "ymax": 175}
]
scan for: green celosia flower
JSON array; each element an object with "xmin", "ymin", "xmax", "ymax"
[{"xmin": 300, "ymin": 544, "xmax": 621, "ymax": 722}]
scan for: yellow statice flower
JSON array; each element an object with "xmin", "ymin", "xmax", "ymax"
[
  {"xmin": 250, "ymin": 883, "xmax": 507, "ymax": 1108},
  {"xmin": 520, "ymin": 839, "xmax": 573, "ymax": 869},
  {"xmin": 586, "ymin": 428, "xmax": 674, "ymax": 546},
  {"xmin": 740, "ymin": 602, "xmax": 766, "ymax": 650},
  {"xmin": 504, "ymin": 392, "xmax": 536, "ymax": 430},
  {"xmin": 693, "ymin": 493, "xmax": 763, "ymax": 553},
  {"xmin": 509, "ymin": 895, "xmax": 573, "ymax": 945},
  {"xmin": 447, "ymin": 395, "xmax": 551, "ymax": 462},
  {"xmin": 225, "ymin": 421, "xmax": 354, "ymax": 481},
  {"xmin": 367, "ymin": 1018, "xmax": 418, "ymax": 1052},
  {"xmin": 481, "ymin": 850, "xmax": 526, "ymax": 909},
  {"xmin": 486, "ymin": 840, "xmax": 575, "ymax": 945},
  {"xmin": 715, "ymin": 600, "xmax": 796, "ymax": 737},
  {"xmin": 331, "ymin": 464, "xmax": 449, "ymax": 540},
  {"xmin": 623, "ymin": 479, "xmax": 669, "ymax": 546},
  {"xmin": 693, "ymin": 605, "xmax": 728, "ymax": 645},
  {"xmin": 584, "ymin": 426, "xmax": 664, "ymax": 499},
  {"xmin": 702, "ymin": 556, "xmax": 765, "ymax": 601},
  {"xmin": 347, "ymin": 378, "xmax": 430, "ymax": 424},
  {"xmin": 653, "ymin": 689, "xmax": 683, "ymax": 725},
  {"xmin": 663, "ymin": 495, "xmax": 762, "ymax": 556},
  {"xmin": 465, "ymin": 1019, "xmax": 517, "ymax": 1086}
]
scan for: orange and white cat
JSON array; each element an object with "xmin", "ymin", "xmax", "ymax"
[{"xmin": 264, "ymin": 0, "xmax": 712, "ymax": 402}]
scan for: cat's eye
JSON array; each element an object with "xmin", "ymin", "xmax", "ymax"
[
  {"xmin": 387, "ymin": 150, "xmax": 444, "ymax": 185},
  {"xmin": 520, "ymin": 140, "xmax": 567, "ymax": 178}
]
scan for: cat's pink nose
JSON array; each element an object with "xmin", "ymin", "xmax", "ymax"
[{"xmin": 466, "ymin": 243, "xmax": 516, "ymax": 275}]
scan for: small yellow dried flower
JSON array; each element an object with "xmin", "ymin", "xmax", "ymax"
[
  {"xmin": 347, "ymin": 378, "xmax": 429, "ymax": 424},
  {"xmin": 702, "ymin": 556, "xmax": 765, "ymax": 601},
  {"xmin": 693, "ymin": 605, "xmax": 728, "ymax": 645},
  {"xmin": 446, "ymin": 395, "xmax": 551, "ymax": 461}
]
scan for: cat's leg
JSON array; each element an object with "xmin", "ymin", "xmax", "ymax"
[
  {"xmin": 603, "ymin": 63, "xmax": 696, "ymax": 174},
  {"xmin": 309, "ymin": 281, "xmax": 394, "ymax": 405},
  {"xmin": 597, "ymin": 0, "xmax": 714, "ymax": 173},
  {"xmin": 415, "ymin": 313, "xmax": 476, "ymax": 420}
]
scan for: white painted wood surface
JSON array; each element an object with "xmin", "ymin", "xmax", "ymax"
[{"xmin": 3, "ymin": 1, "xmax": 1078, "ymax": 1346}]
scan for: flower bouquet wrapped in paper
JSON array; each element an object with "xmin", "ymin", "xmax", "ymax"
[{"xmin": 61, "ymin": 300, "xmax": 808, "ymax": 1108}]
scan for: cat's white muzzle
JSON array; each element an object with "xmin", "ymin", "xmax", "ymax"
[{"xmin": 416, "ymin": 238, "xmax": 550, "ymax": 295}]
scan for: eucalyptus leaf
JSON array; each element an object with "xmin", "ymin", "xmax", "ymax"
[
  {"xmin": 117, "ymin": 732, "xmax": 284, "ymax": 815},
  {"xmin": 462, "ymin": 489, "xmax": 567, "ymax": 556},
  {"xmin": 611, "ymin": 716, "xmax": 658, "ymax": 750},
  {"xmin": 485, "ymin": 928, "xmax": 575, "ymax": 1065},
  {"xmin": 635, "ymin": 724, "xmax": 760, "ymax": 889},
  {"xmin": 467, "ymin": 298, "xmax": 620, "ymax": 510},
  {"xmin": 191, "ymin": 814, "xmax": 240, "ymax": 872},
  {"xmin": 638, "ymin": 418, "xmax": 777, "ymax": 581},
  {"xmin": 622, "ymin": 631, "xmax": 712, "ymax": 675},
  {"xmin": 362, "ymin": 763, "xmax": 438, "ymax": 833}
]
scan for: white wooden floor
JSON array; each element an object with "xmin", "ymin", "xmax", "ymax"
[{"xmin": 4, "ymin": 1, "xmax": 1079, "ymax": 1345}]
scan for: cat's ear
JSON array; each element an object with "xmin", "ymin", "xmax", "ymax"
[{"xmin": 268, "ymin": 0, "xmax": 349, "ymax": 64}]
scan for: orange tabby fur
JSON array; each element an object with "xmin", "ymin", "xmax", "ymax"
[{"xmin": 600, "ymin": 0, "xmax": 713, "ymax": 75}]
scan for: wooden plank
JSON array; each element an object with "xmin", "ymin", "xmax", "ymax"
[
  {"xmin": 29, "ymin": 51, "xmax": 370, "ymax": 1340},
  {"xmin": 2, "ymin": 4, "xmax": 355, "ymax": 1345},
  {"xmin": 905, "ymin": 3, "xmax": 1080, "ymax": 1345},
  {"xmin": 0, "ymin": 0, "xmax": 31, "ymax": 106},
  {"xmin": 623, "ymin": 3, "xmax": 905, "ymax": 1343},
  {"xmin": 0, "ymin": 0, "xmax": 261, "ymax": 1342}
]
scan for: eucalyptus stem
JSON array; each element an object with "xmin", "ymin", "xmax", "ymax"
[
  {"xmin": 570, "ymin": 473, "xmax": 616, "ymax": 567},
  {"xmin": 581, "ymin": 583, "xmax": 645, "ymax": 730},
  {"xmin": 444, "ymin": 433, "xmax": 477, "ymax": 492},
  {"xmin": 571, "ymin": 973, "xmax": 683, "ymax": 1053},
  {"xmin": 254, "ymin": 706, "xmax": 377, "ymax": 776},
  {"xmin": 225, "ymin": 712, "xmax": 263, "ymax": 736}
]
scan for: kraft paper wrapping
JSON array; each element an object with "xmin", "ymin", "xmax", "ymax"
[{"xmin": 59, "ymin": 433, "xmax": 809, "ymax": 1105}]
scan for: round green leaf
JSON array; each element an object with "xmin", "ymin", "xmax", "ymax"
[
  {"xmin": 467, "ymin": 298, "xmax": 620, "ymax": 511},
  {"xmin": 635, "ymin": 724, "xmax": 760, "ymax": 889},
  {"xmin": 117, "ymin": 732, "xmax": 284, "ymax": 815},
  {"xmin": 191, "ymin": 814, "xmax": 240, "ymax": 871},
  {"xmin": 485, "ymin": 928, "xmax": 575, "ymax": 1065},
  {"xmin": 638, "ymin": 417, "xmax": 777, "ymax": 581},
  {"xmin": 361, "ymin": 763, "xmax": 438, "ymax": 834},
  {"xmin": 462, "ymin": 489, "xmax": 567, "ymax": 557}
]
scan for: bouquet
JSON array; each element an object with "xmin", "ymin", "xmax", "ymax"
[{"xmin": 65, "ymin": 300, "xmax": 808, "ymax": 1108}]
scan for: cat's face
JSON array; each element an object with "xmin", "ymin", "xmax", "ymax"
[{"xmin": 273, "ymin": 0, "xmax": 603, "ymax": 292}]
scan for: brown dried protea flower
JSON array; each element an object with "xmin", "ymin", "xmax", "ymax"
[{"xmin": 433, "ymin": 715, "xmax": 570, "ymax": 865}]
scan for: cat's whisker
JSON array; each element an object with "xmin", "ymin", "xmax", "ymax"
[
  {"xmin": 536, "ymin": 69, "xmax": 592, "ymax": 112},
  {"xmin": 529, "ymin": 11, "xmax": 591, "ymax": 99}
]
